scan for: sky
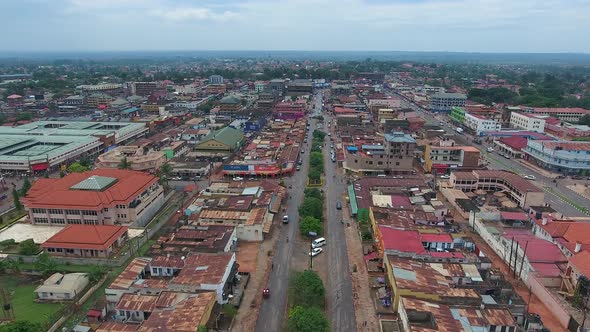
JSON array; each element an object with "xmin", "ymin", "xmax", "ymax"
[{"xmin": 0, "ymin": 0, "xmax": 588, "ymax": 53}]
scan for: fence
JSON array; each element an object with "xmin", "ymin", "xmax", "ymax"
[{"xmin": 527, "ymin": 274, "xmax": 571, "ymax": 329}]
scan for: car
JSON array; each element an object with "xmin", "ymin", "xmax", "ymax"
[
  {"xmin": 232, "ymin": 177, "xmax": 244, "ymax": 181},
  {"xmin": 296, "ymin": 166, "xmax": 301, "ymax": 171},
  {"xmin": 486, "ymin": 147, "xmax": 494, "ymax": 153},
  {"xmin": 503, "ymin": 154, "xmax": 511, "ymax": 159},
  {"xmin": 301, "ymin": 149, "xmax": 305, "ymax": 154},
  {"xmin": 523, "ymin": 175, "xmax": 536, "ymax": 180},
  {"xmin": 171, "ymin": 176, "xmax": 182, "ymax": 181},
  {"xmin": 336, "ymin": 201, "xmax": 342, "ymax": 210},
  {"xmin": 440, "ymin": 175, "xmax": 450, "ymax": 179},
  {"xmin": 283, "ymin": 215, "xmax": 289, "ymax": 224},
  {"xmin": 309, "ymin": 247, "xmax": 323, "ymax": 257}
]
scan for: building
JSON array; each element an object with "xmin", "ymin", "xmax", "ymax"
[
  {"xmin": 206, "ymin": 84, "xmax": 226, "ymax": 95},
  {"xmin": 343, "ymin": 132, "xmax": 417, "ymax": 174},
  {"xmin": 96, "ymin": 146, "xmax": 165, "ymax": 171},
  {"xmin": 218, "ymin": 95, "xmax": 242, "ymax": 116},
  {"xmin": 76, "ymin": 83, "xmax": 123, "ymax": 96},
  {"xmin": 520, "ymin": 107, "xmax": 590, "ymax": 123},
  {"xmin": 62, "ymin": 95, "xmax": 85, "ymax": 106},
  {"xmin": 209, "ymin": 75, "xmax": 224, "ymax": 85},
  {"xmin": 450, "ymin": 170, "xmax": 544, "ymax": 208},
  {"xmin": 35, "ymin": 273, "xmax": 89, "ymax": 301},
  {"xmin": 23, "ymin": 169, "xmax": 165, "ymax": 227},
  {"xmin": 0, "ymin": 121, "xmax": 147, "ymax": 172},
  {"xmin": 493, "ymin": 136, "xmax": 528, "ymax": 159},
  {"xmin": 151, "ymin": 225, "xmax": 237, "ymax": 256},
  {"xmin": 424, "ymin": 144, "xmax": 480, "ymax": 173},
  {"xmin": 86, "ymin": 93, "xmax": 114, "ymax": 108},
  {"xmin": 268, "ymin": 79, "xmax": 285, "ymax": 95},
  {"xmin": 42, "ymin": 225, "xmax": 128, "ymax": 258},
  {"xmin": 287, "ymin": 79, "xmax": 313, "ymax": 95},
  {"xmin": 133, "ymin": 82, "xmax": 158, "ymax": 97},
  {"xmin": 194, "ymin": 126, "xmax": 244, "ymax": 155},
  {"xmin": 377, "ymin": 108, "xmax": 397, "ymax": 122},
  {"xmin": 524, "ymin": 140, "xmax": 590, "ymax": 175},
  {"xmin": 464, "ymin": 113, "xmax": 501, "ymax": 135},
  {"xmin": 449, "ymin": 106, "xmax": 466, "ymax": 124},
  {"xmin": 254, "ymin": 81, "xmax": 266, "ymax": 93},
  {"xmin": 429, "ymin": 93, "xmax": 467, "ymax": 113},
  {"xmin": 510, "ymin": 112, "xmax": 547, "ymax": 132},
  {"xmin": 273, "ymin": 101, "xmax": 306, "ymax": 120}
]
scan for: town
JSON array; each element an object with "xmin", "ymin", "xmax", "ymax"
[{"xmin": 0, "ymin": 56, "xmax": 589, "ymax": 332}]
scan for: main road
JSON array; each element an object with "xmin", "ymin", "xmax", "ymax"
[
  {"xmin": 255, "ymin": 98, "xmax": 319, "ymax": 332},
  {"xmin": 322, "ymin": 109, "xmax": 357, "ymax": 331},
  {"xmin": 395, "ymin": 91, "xmax": 590, "ymax": 218}
]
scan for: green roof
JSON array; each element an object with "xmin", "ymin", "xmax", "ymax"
[
  {"xmin": 220, "ymin": 95, "xmax": 241, "ymax": 104},
  {"xmin": 347, "ymin": 184, "xmax": 358, "ymax": 216},
  {"xmin": 200, "ymin": 126, "xmax": 244, "ymax": 148},
  {"xmin": 70, "ymin": 175, "xmax": 118, "ymax": 191}
]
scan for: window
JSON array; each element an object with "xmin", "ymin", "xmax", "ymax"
[
  {"xmin": 65, "ymin": 210, "xmax": 80, "ymax": 215},
  {"xmin": 48, "ymin": 209, "xmax": 63, "ymax": 215},
  {"xmin": 34, "ymin": 217, "xmax": 49, "ymax": 224},
  {"xmin": 82, "ymin": 210, "xmax": 97, "ymax": 216},
  {"xmin": 32, "ymin": 208, "xmax": 46, "ymax": 214},
  {"xmin": 67, "ymin": 219, "xmax": 82, "ymax": 224},
  {"xmin": 50, "ymin": 218, "xmax": 65, "ymax": 224},
  {"xmin": 395, "ymin": 162, "xmax": 400, "ymax": 166}
]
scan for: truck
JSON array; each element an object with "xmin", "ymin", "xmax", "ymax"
[{"xmin": 455, "ymin": 127, "xmax": 464, "ymax": 134}]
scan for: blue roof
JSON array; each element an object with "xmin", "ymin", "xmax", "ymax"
[
  {"xmin": 346, "ymin": 146, "xmax": 358, "ymax": 152},
  {"xmin": 384, "ymin": 132, "xmax": 416, "ymax": 143},
  {"xmin": 361, "ymin": 144, "xmax": 384, "ymax": 150},
  {"xmin": 122, "ymin": 107, "xmax": 139, "ymax": 114}
]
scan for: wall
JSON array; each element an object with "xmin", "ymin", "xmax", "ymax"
[
  {"xmin": 235, "ymin": 223, "xmax": 263, "ymax": 241},
  {"xmin": 528, "ymin": 274, "xmax": 571, "ymax": 328}
]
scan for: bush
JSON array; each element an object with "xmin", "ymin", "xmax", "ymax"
[
  {"xmin": 303, "ymin": 188, "xmax": 323, "ymax": 200},
  {"xmin": 289, "ymin": 270, "xmax": 326, "ymax": 309},
  {"xmin": 299, "ymin": 216, "xmax": 322, "ymax": 236},
  {"xmin": 0, "ymin": 239, "xmax": 16, "ymax": 248},
  {"xmin": 287, "ymin": 306, "xmax": 330, "ymax": 332},
  {"xmin": 298, "ymin": 197, "xmax": 323, "ymax": 221},
  {"xmin": 18, "ymin": 239, "xmax": 40, "ymax": 255}
]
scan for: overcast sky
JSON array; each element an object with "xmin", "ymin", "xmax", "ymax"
[{"xmin": 1, "ymin": 0, "xmax": 588, "ymax": 53}]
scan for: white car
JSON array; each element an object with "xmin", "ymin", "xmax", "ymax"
[
  {"xmin": 232, "ymin": 177, "xmax": 244, "ymax": 181},
  {"xmin": 440, "ymin": 175, "xmax": 450, "ymax": 179},
  {"xmin": 309, "ymin": 247, "xmax": 323, "ymax": 257},
  {"xmin": 523, "ymin": 175, "xmax": 536, "ymax": 180}
]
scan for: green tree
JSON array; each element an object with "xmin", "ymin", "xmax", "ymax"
[
  {"xmin": 309, "ymin": 152, "xmax": 324, "ymax": 170},
  {"xmin": 0, "ymin": 320, "xmax": 43, "ymax": 332},
  {"xmin": 16, "ymin": 112, "xmax": 32, "ymax": 122},
  {"xmin": 12, "ymin": 188, "xmax": 22, "ymax": 210},
  {"xmin": 289, "ymin": 270, "xmax": 326, "ymax": 308},
  {"xmin": 18, "ymin": 239, "xmax": 40, "ymax": 255},
  {"xmin": 118, "ymin": 157, "xmax": 132, "ymax": 169},
  {"xmin": 580, "ymin": 114, "xmax": 590, "ymax": 126},
  {"xmin": 68, "ymin": 162, "xmax": 89, "ymax": 173},
  {"xmin": 20, "ymin": 177, "xmax": 32, "ymax": 196},
  {"xmin": 88, "ymin": 265, "xmax": 108, "ymax": 283},
  {"xmin": 287, "ymin": 306, "xmax": 330, "ymax": 332},
  {"xmin": 34, "ymin": 253, "xmax": 58, "ymax": 277},
  {"xmin": 308, "ymin": 169, "xmax": 321, "ymax": 182},
  {"xmin": 299, "ymin": 216, "xmax": 322, "ymax": 236},
  {"xmin": 303, "ymin": 188, "xmax": 323, "ymax": 200},
  {"xmin": 158, "ymin": 163, "xmax": 173, "ymax": 187},
  {"xmin": 79, "ymin": 155, "xmax": 93, "ymax": 168},
  {"xmin": 298, "ymin": 197, "xmax": 323, "ymax": 221}
]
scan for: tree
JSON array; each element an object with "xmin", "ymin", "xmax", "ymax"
[
  {"xmin": 303, "ymin": 188, "xmax": 322, "ymax": 200},
  {"xmin": 580, "ymin": 114, "xmax": 590, "ymax": 126},
  {"xmin": 79, "ymin": 155, "xmax": 93, "ymax": 168},
  {"xmin": 160, "ymin": 163, "xmax": 173, "ymax": 177},
  {"xmin": 298, "ymin": 197, "xmax": 323, "ymax": 221},
  {"xmin": 12, "ymin": 188, "xmax": 22, "ymax": 211},
  {"xmin": 34, "ymin": 253, "xmax": 58, "ymax": 277},
  {"xmin": 16, "ymin": 112, "xmax": 32, "ymax": 122},
  {"xmin": 287, "ymin": 306, "xmax": 330, "ymax": 332},
  {"xmin": 289, "ymin": 270, "xmax": 326, "ymax": 308},
  {"xmin": 309, "ymin": 152, "xmax": 324, "ymax": 170},
  {"xmin": 308, "ymin": 169, "xmax": 321, "ymax": 182},
  {"xmin": 118, "ymin": 157, "xmax": 132, "ymax": 169},
  {"xmin": 88, "ymin": 265, "xmax": 108, "ymax": 283},
  {"xmin": 67, "ymin": 162, "xmax": 89, "ymax": 173},
  {"xmin": 0, "ymin": 321, "xmax": 43, "ymax": 332},
  {"xmin": 299, "ymin": 216, "xmax": 322, "ymax": 236},
  {"xmin": 18, "ymin": 239, "xmax": 40, "ymax": 255},
  {"xmin": 20, "ymin": 178, "xmax": 32, "ymax": 196}
]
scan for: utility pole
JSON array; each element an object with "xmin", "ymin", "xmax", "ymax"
[
  {"xmin": 518, "ymin": 241, "xmax": 529, "ymax": 280},
  {"xmin": 508, "ymin": 237, "xmax": 515, "ymax": 275}
]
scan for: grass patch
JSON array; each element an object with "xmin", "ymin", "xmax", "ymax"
[
  {"xmin": 0, "ymin": 275, "xmax": 63, "ymax": 324},
  {"xmin": 545, "ymin": 186, "xmax": 590, "ymax": 215},
  {"xmin": 16, "ymin": 263, "xmax": 98, "ymax": 273},
  {"xmin": 0, "ymin": 209, "xmax": 27, "ymax": 230}
]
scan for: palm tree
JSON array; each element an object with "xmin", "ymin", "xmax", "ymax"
[
  {"xmin": 158, "ymin": 163, "xmax": 173, "ymax": 189},
  {"xmin": 118, "ymin": 157, "xmax": 132, "ymax": 169}
]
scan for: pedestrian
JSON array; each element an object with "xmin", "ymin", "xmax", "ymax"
[
  {"xmin": 271, "ymin": 263, "xmax": 274, "ymax": 270},
  {"xmin": 364, "ymin": 321, "xmax": 367, "ymax": 327}
]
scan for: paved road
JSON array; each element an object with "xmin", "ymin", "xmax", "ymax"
[
  {"xmin": 322, "ymin": 112, "xmax": 357, "ymax": 332},
  {"xmin": 397, "ymin": 93, "xmax": 590, "ymax": 218},
  {"xmin": 255, "ymin": 98, "xmax": 318, "ymax": 332}
]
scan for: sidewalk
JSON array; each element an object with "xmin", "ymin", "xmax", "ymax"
[{"xmin": 517, "ymin": 159, "xmax": 560, "ymax": 178}]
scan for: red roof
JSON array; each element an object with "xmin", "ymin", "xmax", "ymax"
[
  {"xmin": 503, "ymin": 229, "xmax": 566, "ymax": 263},
  {"xmin": 498, "ymin": 136, "xmax": 528, "ymax": 151},
  {"xmin": 379, "ymin": 226, "xmax": 427, "ymax": 254},
  {"xmin": 430, "ymin": 251, "xmax": 465, "ymax": 259},
  {"xmin": 420, "ymin": 233, "xmax": 453, "ymax": 243},
  {"xmin": 569, "ymin": 251, "xmax": 590, "ymax": 278},
  {"xmin": 334, "ymin": 107, "xmax": 357, "ymax": 114},
  {"xmin": 42, "ymin": 225, "xmax": 128, "ymax": 251},
  {"xmin": 23, "ymin": 169, "xmax": 159, "ymax": 209},
  {"xmin": 500, "ymin": 211, "xmax": 528, "ymax": 221}
]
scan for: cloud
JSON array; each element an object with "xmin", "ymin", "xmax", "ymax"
[{"xmin": 150, "ymin": 7, "xmax": 239, "ymax": 22}]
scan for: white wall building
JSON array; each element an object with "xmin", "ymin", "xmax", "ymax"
[
  {"xmin": 464, "ymin": 113, "xmax": 501, "ymax": 135},
  {"xmin": 510, "ymin": 112, "xmax": 546, "ymax": 133}
]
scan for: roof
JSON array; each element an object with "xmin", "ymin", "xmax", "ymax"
[
  {"xmin": 432, "ymin": 92, "xmax": 467, "ymax": 99},
  {"xmin": 220, "ymin": 95, "xmax": 241, "ymax": 104},
  {"xmin": 420, "ymin": 233, "xmax": 453, "ymax": 243},
  {"xmin": 42, "ymin": 225, "xmax": 127, "ymax": 251},
  {"xmin": 171, "ymin": 252, "xmax": 233, "ymax": 287},
  {"xmin": 402, "ymin": 298, "xmax": 462, "ymax": 332},
  {"xmin": 456, "ymin": 170, "xmax": 542, "ymax": 194},
  {"xmin": 379, "ymin": 226, "xmax": 427, "ymax": 254},
  {"xmin": 109, "ymin": 257, "xmax": 152, "ymax": 290},
  {"xmin": 96, "ymin": 322, "xmax": 138, "ymax": 332},
  {"xmin": 35, "ymin": 272, "xmax": 88, "ymax": 294},
  {"xmin": 538, "ymin": 140, "xmax": 590, "ymax": 152},
  {"xmin": 384, "ymin": 132, "xmax": 416, "ymax": 143},
  {"xmin": 530, "ymin": 107, "xmax": 590, "ymax": 114},
  {"xmin": 116, "ymin": 293, "xmax": 157, "ymax": 312},
  {"xmin": 538, "ymin": 221, "xmax": 590, "ymax": 252},
  {"xmin": 138, "ymin": 292, "xmax": 215, "ymax": 332},
  {"xmin": 502, "ymin": 229, "xmax": 566, "ymax": 263},
  {"xmin": 199, "ymin": 126, "xmax": 244, "ymax": 147},
  {"xmin": 498, "ymin": 136, "xmax": 528, "ymax": 151},
  {"xmin": 569, "ymin": 251, "xmax": 590, "ymax": 278},
  {"xmin": 500, "ymin": 211, "xmax": 528, "ymax": 221},
  {"xmin": 23, "ymin": 169, "xmax": 158, "ymax": 209}
]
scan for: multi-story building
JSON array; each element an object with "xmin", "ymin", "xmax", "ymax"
[
  {"xmin": 268, "ymin": 79, "xmax": 285, "ymax": 95},
  {"xmin": 377, "ymin": 108, "xmax": 397, "ymax": 122},
  {"xmin": 254, "ymin": 81, "xmax": 266, "ymax": 93},
  {"xmin": 23, "ymin": 169, "xmax": 165, "ymax": 227},
  {"xmin": 464, "ymin": 113, "xmax": 501, "ymax": 135},
  {"xmin": 86, "ymin": 93, "xmax": 114, "ymax": 108},
  {"xmin": 62, "ymin": 95, "xmax": 85, "ymax": 106},
  {"xmin": 208, "ymin": 75, "xmax": 224, "ymax": 85},
  {"xmin": 76, "ymin": 83, "xmax": 123, "ymax": 96},
  {"xmin": 273, "ymin": 101, "xmax": 306, "ymax": 120},
  {"xmin": 510, "ymin": 112, "xmax": 546, "ymax": 132},
  {"xmin": 429, "ymin": 93, "xmax": 467, "ymax": 113},
  {"xmin": 424, "ymin": 144, "xmax": 480, "ymax": 173},
  {"xmin": 344, "ymin": 132, "xmax": 416, "ymax": 174},
  {"xmin": 132, "ymin": 82, "xmax": 158, "ymax": 96},
  {"xmin": 450, "ymin": 170, "xmax": 544, "ymax": 208},
  {"xmin": 524, "ymin": 140, "xmax": 590, "ymax": 175},
  {"xmin": 519, "ymin": 107, "xmax": 590, "ymax": 123},
  {"xmin": 218, "ymin": 95, "xmax": 242, "ymax": 116},
  {"xmin": 449, "ymin": 106, "xmax": 466, "ymax": 124},
  {"xmin": 287, "ymin": 79, "xmax": 313, "ymax": 95},
  {"xmin": 206, "ymin": 84, "xmax": 227, "ymax": 95}
]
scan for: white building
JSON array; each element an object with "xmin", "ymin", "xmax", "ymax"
[
  {"xmin": 35, "ymin": 273, "xmax": 89, "ymax": 301},
  {"xmin": 510, "ymin": 112, "xmax": 546, "ymax": 133},
  {"xmin": 464, "ymin": 113, "xmax": 501, "ymax": 135},
  {"xmin": 209, "ymin": 75, "xmax": 224, "ymax": 85},
  {"xmin": 429, "ymin": 93, "xmax": 467, "ymax": 113}
]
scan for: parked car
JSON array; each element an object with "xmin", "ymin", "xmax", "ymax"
[
  {"xmin": 232, "ymin": 177, "xmax": 244, "ymax": 181},
  {"xmin": 440, "ymin": 175, "xmax": 450, "ymax": 179},
  {"xmin": 336, "ymin": 201, "xmax": 342, "ymax": 210},
  {"xmin": 309, "ymin": 247, "xmax": 323, "ymax": 257},
  {"xmin": 486, "ymin": 147, "xmax": 494, "ymax": 153},
  {"xmin": 523, "ymin": 175, "xmax": 536, "ymax": 180}
]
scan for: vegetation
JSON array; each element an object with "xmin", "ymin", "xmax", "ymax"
[
  {"xmin": 287, "ymin": 271, "xmax": 329, "ymax": 332},
  {"xmin": 287, "ymin": 306, "xmax": 330, "ymax": 332},
  {"xmin": 579, "ymin": 114, "xmax": 590, "ymax": 126},
  {"xmin": 67, "ymin": 162, "xmax": 89, "ymax": 173},
  {"xmin": 298, "ymin": 197, "xmax": 323, "ymax": 222},
  {"xmin": 34, "ymin": 253, "xmax": 58, "ymax": 277},
  {"xmin": 303, "ymin": 188, "xmax": 323, "ymax": 200},
  {"xmin": 0, "ymin": 320, "xmax": 44, "ymax": 332},
  {"xmin": 468, "ymin": 87, "xmax": 518, "ymax": 105},
  {"xmin": 299, "ymin": 216, "xmax": 322, "ymax": 236},
  {"xmin": 118, "ymin": 157, "xmax": 132, "ymax": 169},
  {"xmin": 12, "ymin": 188, "xmax": 22, "ymax": 211},
  {"xmin": 88, "ymin": 265, "xmax": 108, "ymax": 283},
  {"xmin": 19, "ymin": 178, "xmax": 32, "ymax": 196},
  {"xmin": 18, "ymin": 239, "xmax": 40, "ymax": 255}
]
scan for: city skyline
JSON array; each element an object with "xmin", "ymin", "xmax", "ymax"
[{"xmin": 1, "ymin": 0, "xmax": 589, "ymax": 53}]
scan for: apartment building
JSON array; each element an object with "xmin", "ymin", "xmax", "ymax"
[
  {"xmin": 344, "ymin": 132, "xmax": 416, "ymax": 174},
  {"xmin": 132, "ymin": 82, "xmax": 158, "ymax": 96},
  {"xmin": 209, "ymin": 75, "xmax": 224, "ymax": 85},
  {"xmin": 510, "ymin": 112, "xmax": 546, "ymax": 132},
  {"xmin": 424, "ymin": 145, "xmax": 480, "ymax": 173},
  {"xmin": 519, "ymin": 107, "xmax": 590, "ymax": 123},
  {"xmin": 429, "ymin": 93, "xmax": 467, "ymax": 113},
  {"xmin": 524, "ymin": 140, "xmax": 590, "ymax": 175},
  {"xmin": 464, "ymin": 113, "xmax": 501, "ymax": 135},
  {"xmin": 76, "ymin": 83, "xmax": 123, "ymax": 96},
  {"xmin": 23, "ymin": 169, "xmax": 165, "ymax": 227},
  {"xmin": 86, "ymin": 93, "xmax": 114, "ymax": 108}
]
